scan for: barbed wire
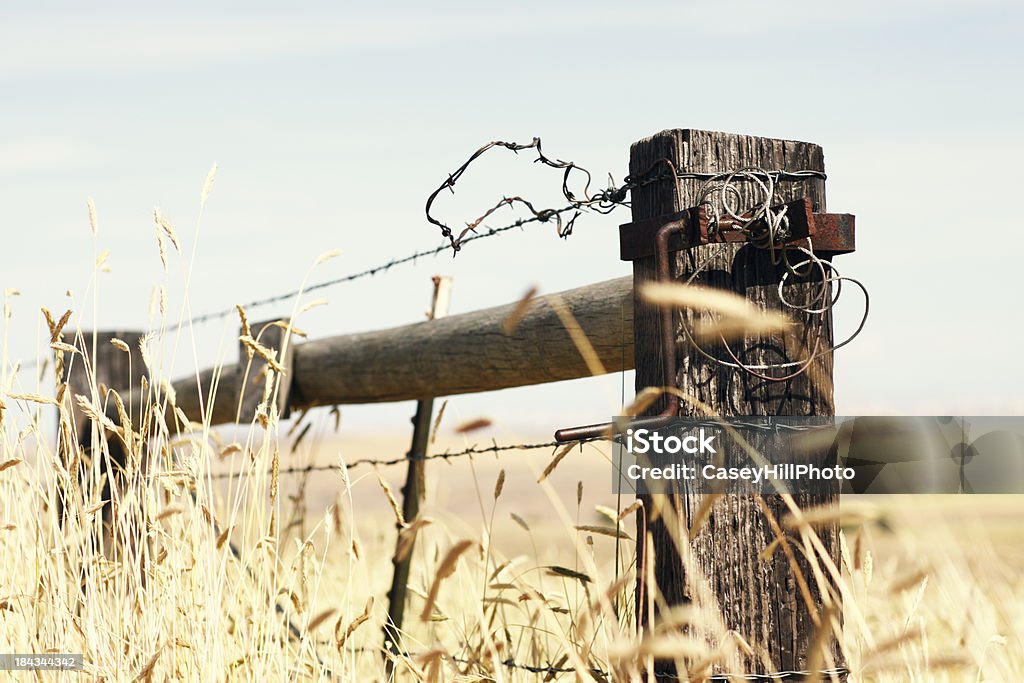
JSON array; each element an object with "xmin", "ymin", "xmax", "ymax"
[
  {"xmin": 196, "ymin": 419, "xmax": 830, "ymax": 483},
  {"xmin": 168, "ymin": 203, "xmax": 583, "ymax": 332},
  {"xmin": 423, "ymin": 137, "xmax": 830, "ymax": 254},
  {"xmin": 347, "ymin": 644, "xmax": 848, "ymax": 681},
  {"xmin": 179, "ymin": 138, "xmax": 633, "ymax": 328},
  {"xmin": 203, "ymin": 438, "xmax": 593, "ymax": 482},
  {"xmin": 177, "ymin": 137, "xmax": 635, "ymax": 330},
  {"xmin": 425, "ymin": 137, "xmax": 631, "ymax": 252}
]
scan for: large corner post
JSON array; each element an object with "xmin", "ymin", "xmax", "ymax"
[{"xmin": 627, "ymin": 130, "xmax": 844, "ymax": 677}]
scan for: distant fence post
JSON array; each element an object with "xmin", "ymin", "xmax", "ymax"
[
  {"xmin": 383, "ymin": 276, "xmax": 453, "ymax": 670},
  {"xmin": 59, "ymin": 330, "xmax": 146, "ymax": 442},
  {"xmin": 626, "ymin": 129, "xmax": 843, "ymax": 676},
  {"xmin": 57, "ymin": 330, "xmax": 146, "ymax": 528}
]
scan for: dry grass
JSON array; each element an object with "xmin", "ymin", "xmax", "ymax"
[
  {"xmin": 4, "ymin": 330, "xmax": 1023, "ymax": 682},
  {"xmin": 1, "ymin": 201, "xmax": 1022, "ymax": 681}
]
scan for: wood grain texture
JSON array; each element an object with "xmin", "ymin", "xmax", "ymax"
[
  {"xmin": 288, "ymin": 275, "xmax": 633, "ymax": 406},
  {"xmin": 629, "ymin": 129, "xmax": 842, "ymax": 676}
]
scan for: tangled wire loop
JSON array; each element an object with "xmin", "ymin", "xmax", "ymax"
[
  {"xmin": 679, "ymin": 168, "xmax": 869, "ymax": 382},
  {"xmin": 425, "ymin": 137, "xmax": 629, "ymax": 252}
]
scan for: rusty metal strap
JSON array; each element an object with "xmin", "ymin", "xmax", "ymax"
[{"xmin": 619, "ymin": 198, "xmax": 856, "ymax": 261}]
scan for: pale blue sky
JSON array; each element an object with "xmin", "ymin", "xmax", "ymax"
[{"xmin": 2, "ymin": 1, "xmax": 1023, "ymax": 436}]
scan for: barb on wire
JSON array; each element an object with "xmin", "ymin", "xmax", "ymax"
[{"xmin": 425, "ymin": 137, "xmax": 630, "ymax": 252}]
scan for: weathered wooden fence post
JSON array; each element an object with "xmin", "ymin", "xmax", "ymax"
[
  {"xmin": 383, "ymin": 276, "xmax": 453, "ymax": 671},
  {"xmin": 626, "ymin": 129, "xmax": 844, "ymax": 677},
  {"xmin": 57, "ymin": 330, "xmax": 146, "ymax": 535},
  {"xmin": 59, "ymin": 330, "xmax": 146, "ymax": 443}
]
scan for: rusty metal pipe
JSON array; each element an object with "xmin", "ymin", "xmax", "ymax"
[
  {"xmin": 653, "ymin": 218, "xmax": 686, "ymax": 421},
  {"xmin": 554, "ymin": 218, "xmax": 687, "ymax": 442}
]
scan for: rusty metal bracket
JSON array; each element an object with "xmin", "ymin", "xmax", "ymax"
[
  {"xmin": 618, "ymin": 198, "xmax": 855, "ymax": 261},
  {"xmin": 554, "ymin": 201, "xmax": 857, "ymax": 443}
]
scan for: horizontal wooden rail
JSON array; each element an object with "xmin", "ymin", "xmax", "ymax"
[{"xmin": 164, "ymin": 276, "xmax": 633, "ymax": 427}]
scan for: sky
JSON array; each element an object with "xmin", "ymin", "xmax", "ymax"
[{"xmin": 2, "ymin": 0, "xmax": 1023, "ymax": 439}]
